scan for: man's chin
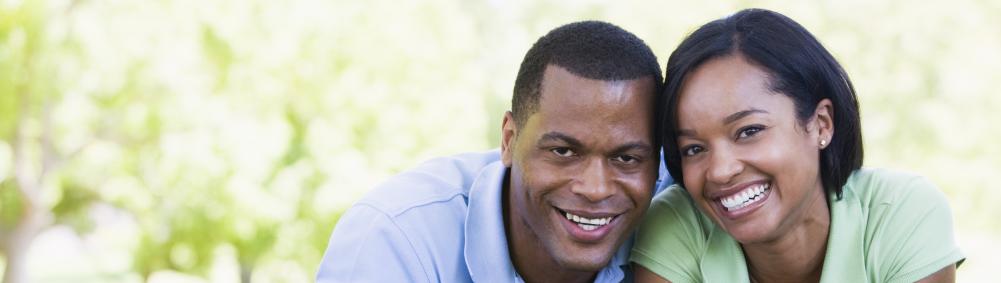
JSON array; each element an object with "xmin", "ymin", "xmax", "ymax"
[
  {"xmin": 542, "ymin": 216, "xmax": 628, "ymax": 272},
  {"xmin": 551, "ymin": 245, "xmax": 617, "ymax": 271}
]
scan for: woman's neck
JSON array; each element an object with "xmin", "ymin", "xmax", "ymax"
[{"xmin": 743, "ymin": 189, "xmax": 831, "ymax": 283}]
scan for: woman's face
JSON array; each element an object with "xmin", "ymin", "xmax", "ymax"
[{"xmin": 674, "ymin": 55, "xmax": 832, "ymax": 244}]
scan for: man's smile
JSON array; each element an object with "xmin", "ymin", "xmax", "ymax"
[{"xmin": 553, "ymin": 206, "xmax": 624, "ymax": 242}]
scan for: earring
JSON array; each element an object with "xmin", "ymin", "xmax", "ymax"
[{"xmin": 820, "ymin": 139, "xmax": 827, "ymax": 148}]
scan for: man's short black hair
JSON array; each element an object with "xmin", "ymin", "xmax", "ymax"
[
  {"xmin": 512, "ymin": 21, "xmax": 663, "ymax": 129},
  {"xmin": 661, "ymin": 8, "xmax": 864, "ymax": 199}
]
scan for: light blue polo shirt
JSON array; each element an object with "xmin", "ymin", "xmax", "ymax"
[{"xmin": 316, "ymin": 150, "xmax": 672, "ymax": 282}]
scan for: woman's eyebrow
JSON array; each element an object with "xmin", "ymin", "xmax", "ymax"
[
  {"xmin": 676, "ymin": 108, "xmax": 768, "ymax": 137},
  {"xmin": 723, "ymin": 108, "xmax": 768, "ymax": 125}
]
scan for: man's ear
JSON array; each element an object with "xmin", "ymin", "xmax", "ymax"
[
  {"xmin": 501, "ymin": 111, "xmax": 517, "ymax": 167},
  {"xmin": 813, "ymin": 98, "xmax": 835, "ymax": 149}
]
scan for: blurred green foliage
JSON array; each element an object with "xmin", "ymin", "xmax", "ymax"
[{"xmin": 0, "ymin": 0, "xmax": 998, "ymax": 282}]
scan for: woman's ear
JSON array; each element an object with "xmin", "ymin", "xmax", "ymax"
[
  {"xmin": 501, "ymin": 111, "xmax": 517, "ymax": 167},
  {"xmin": 814, "ymin": 98, "xmax": 834, "ymax": 149}
]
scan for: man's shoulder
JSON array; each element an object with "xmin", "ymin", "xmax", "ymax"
[
  {"xmin": 319, "ymin": 150, "xmax": 504, "ymax": 282},
  {"xmin": 355, "ymin": 149, "xmax": 502, "ymax": 217}
]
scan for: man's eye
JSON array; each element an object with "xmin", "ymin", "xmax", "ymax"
[
  {"xmin": 551, "ymin": 148, "xmax": 575, "ymax": 157},
  {"xmin": 682, "ymin": 145, "xmax": 704, "ymax": 157},
  {"xmin": 613, "ymin": 155, "xmax": 638, "ymax": 164}
]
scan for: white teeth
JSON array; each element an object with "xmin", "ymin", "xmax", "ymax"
[
  {"xmin": 563, "ymin": 211, "xmax": 613, "ymax": 228},
  {"xmin": 720, "ymin": 184, "xmax": 770, "ymax": 211}
]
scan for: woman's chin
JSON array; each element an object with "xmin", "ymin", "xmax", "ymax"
[{"xmin": 721, "ymin": 222, "xmax": 776, "ymax": 245}]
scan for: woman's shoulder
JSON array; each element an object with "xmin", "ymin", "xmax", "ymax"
[
  {"xmin": 632, "ymin": 184, "xmax": 714, "ymax": 283},
  {"xmin": 842, "ymin": 167, "xmax": 956, "ymax": 245},
  {"xmin": 648, "ymin": 184, "xmax": 718, "ymax": 228},
  {"xmin": 840, "ymin": 168, "xmax": 964, "ymax": 282},
  {"xmin": 637, "ymin": 184, "xmax": 716, "ymax": 245},
  {"xmin": 644, "ymin": 185, "xmax": 702, "ymax": 228},
  {"xmin": 650, "ymin": 184, "xmax": 697, "ymax": 208},
  {"xmin": 843, "ymin": 167, "xmax": 945, "ymax": 208}
]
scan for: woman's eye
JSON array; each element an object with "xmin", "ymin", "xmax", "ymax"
[
  {"xmin": 681, "ymin": 145, "xmax": 704, "ymax": 157},
  {"xmin": 551, "ymin": 148, "xmax": 575, "ymax": 157},
  {"xmin": 737, "ymin": 126, "xmax": 764, "ymax": 139}
]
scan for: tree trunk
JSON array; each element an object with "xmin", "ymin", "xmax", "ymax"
[
  {"xmin": 2, "ymin": 92, "xmax": 53, "ymax": 283},
  {"xmin": 239, "ymin": 263, "xmax": 253, "ymax": 283},
  {"xmin": 1, "ymin": 208, "xmax": 47, "ymax": 283}
]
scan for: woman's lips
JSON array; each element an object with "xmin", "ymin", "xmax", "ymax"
[
  {"xmin": 710, "ymin": 182, "xmax": 772, "ymax": 219},
  {"xmin": 719, "ymin": 183, "xmax": 770, "ymax": 211}
]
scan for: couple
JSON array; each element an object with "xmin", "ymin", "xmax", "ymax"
[{"xmin": 317, "ymin": 9, "xmax": 964, "ymax": 283}]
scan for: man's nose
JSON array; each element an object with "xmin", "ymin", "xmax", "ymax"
[{"xmin": 571, "ymin": 158, "xmax": 615, "ymax": 202}]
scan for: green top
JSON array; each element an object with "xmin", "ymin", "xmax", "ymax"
[{"xmin": 631, "ymin": 168, "xmax": 965, "ymax": 283}]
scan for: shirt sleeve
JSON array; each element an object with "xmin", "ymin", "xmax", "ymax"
[
  {"xmin": 630, "ymin": 186, "xmax": 706, "ymax": 283},
  {"xmin": 868, "ymin": 175, "xmax": 965, "ymax": 283},
  {"xmin": 315, "ymin": 204, "xmax": 429, "ymax": 283}
]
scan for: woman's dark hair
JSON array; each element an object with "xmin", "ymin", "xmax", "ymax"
[{"xmin": 661, "ymin": 8, "xmax": 863, "ymax": 199}]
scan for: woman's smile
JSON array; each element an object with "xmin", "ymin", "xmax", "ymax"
[
  {"xmin": 676, "ymin": 54, "xmax": 829, "ymax": 244},
  {"xmin": 718, "ymin": 183, "xmax": 769, "ymax": 211}
]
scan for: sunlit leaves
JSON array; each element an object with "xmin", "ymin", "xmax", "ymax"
[
  {"xmin": 0, "ymin": 0, "xmax": 999, "ymax": 282},
  {"xmin": 0, "ymin": 181, "xmax": 22, "ymax": 230}
]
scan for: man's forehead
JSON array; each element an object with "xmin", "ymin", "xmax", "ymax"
[{"xmin": 538, "ymin": 67, "xmax": 656, "ymax": 109}]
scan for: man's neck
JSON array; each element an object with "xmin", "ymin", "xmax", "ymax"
[
  {"xmin": 502, "ymin": 172, "xmax": 597, "ymax": 283},
  {"xmin": 743, "ymin": 190, "xmax": 831, "ymax": 283}
]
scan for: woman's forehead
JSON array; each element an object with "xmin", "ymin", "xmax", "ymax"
[{"xmin": 678, "ymin": 59, "xmax": 786, "ymax": 111}]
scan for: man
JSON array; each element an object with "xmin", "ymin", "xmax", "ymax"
[{"xmin": 317, "ymin": 21, "xmax": 669, "ymax": 282}]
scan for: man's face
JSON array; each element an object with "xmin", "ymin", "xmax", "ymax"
[{"xmin": 501, "ymin": 65, "xmax": 658, "ymax": 271}]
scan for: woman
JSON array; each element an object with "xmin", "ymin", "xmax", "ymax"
[{"xmin": 632, "ymin": 9, "xmax": 964, "ymax": 283}]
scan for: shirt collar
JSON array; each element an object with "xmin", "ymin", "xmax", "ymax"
[
  {"xmin": 464, "ymin": 161, "xmax": 518, "ymax": 282},
  {"xmin": 463, "ymin": 161, "xmax": 630, "ymax": 283},
  {"xmin": 600, "ymin": 236, "xmax": 631, "ymax": 282}
]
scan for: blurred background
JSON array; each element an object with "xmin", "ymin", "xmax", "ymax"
[{"xmin": 0, "ymin": 0, "xmax": 998, "ymax": 282}]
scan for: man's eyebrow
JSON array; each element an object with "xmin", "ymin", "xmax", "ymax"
[
  {"xmin": 723, "ymin": 108, "xmax": 768, "ymax": 125},
  {"xmin": 611, "ymin": 142, "xmax": 653, "ymax": 154},
  {"xmin": 537, "ymin": 132, "xmax": 583, "ymax": 148}
]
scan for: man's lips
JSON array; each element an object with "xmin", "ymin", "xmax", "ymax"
[
  {"xmin": 556, "ymin": 207, "xmax": 619, "ymax": 229},
  {"xmin": 552, "ymin": 206, "xmax": 626, "ymax": 244}
]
